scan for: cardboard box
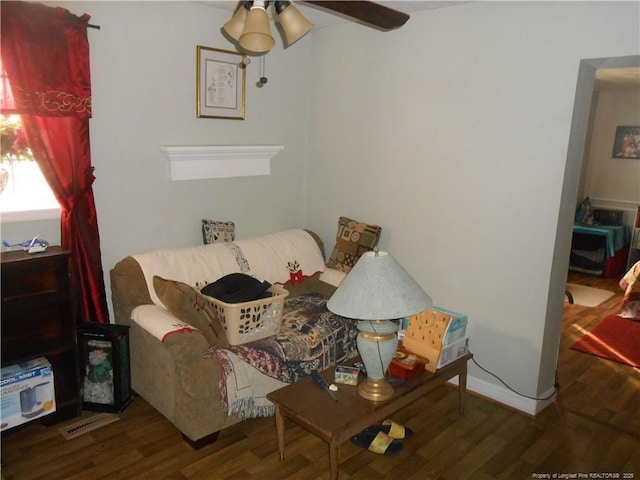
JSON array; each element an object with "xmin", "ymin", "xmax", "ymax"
[
  {"xmin": 1, "ymin": 358, "xmax": 56, "ymax": 431},
  {"xmin": 402, "ymin": 307, "xmax": 470, "ymax": 372},
  {"xmin": 334, "ymin": 365, "xmax": 359, "ymax": 385},
  {"xmin": 436, "ymin": 337, "xmax": 470, "ymax": 369},
  {"xmin": 435, "ymin": 307, "xmax": 468, "ymax": 346}
]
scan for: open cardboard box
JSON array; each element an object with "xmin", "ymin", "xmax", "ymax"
[{"xmin": 402, "ymin": 307, "xmax": 469, "ymax": 372}]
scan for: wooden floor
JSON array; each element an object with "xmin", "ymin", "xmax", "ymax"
[{"xmin": 2, "ymin": 271, "xmax": 639, "ymax": 479}]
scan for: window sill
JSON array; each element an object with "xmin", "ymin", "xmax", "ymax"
[{"xmin": 1, "ymin": 207, "xmax": 61, "ymax": 223}]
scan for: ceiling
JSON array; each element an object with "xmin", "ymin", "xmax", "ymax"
[
  {"xmin": 207, "ymin": 2, "xmax": 640, "ymax": 91},
  {"xmin": 594, "ymin": 67, "xmax": 640, "ymax": 92},
  {"xmin": 206, "ymin": 1, "xmax": 465, "ymax": 28}
]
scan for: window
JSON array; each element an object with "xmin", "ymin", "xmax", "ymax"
[{"xmin": 0, "ymin": 114, "xmax": 60, "ymax": 221}]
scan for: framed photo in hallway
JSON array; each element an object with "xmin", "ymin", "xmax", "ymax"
[
  {"xmin": 197, "ymin": 46, "xmax": 246, "ymax": 120},
  {"xmin": 612, "ymin": 125, "xmax": 640, "ymax": 159}
]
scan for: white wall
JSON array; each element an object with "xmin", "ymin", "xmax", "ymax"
[
  {"xmin": 305, "ymin": 1, "xmax": 639, "ymax": 410},
  {"xmin": 583, "ymin": 88, "xmax": 640, "ymax": 223},
  {"xmin": 3, "ymin": 1, "xmax": 639, "ymax": 415},
  {"xmin": 2, "ymin": 1, "xmax": 314, "ymax": 317}
]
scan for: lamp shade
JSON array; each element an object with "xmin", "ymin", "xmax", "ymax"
[
  {"xmin": 223, "ymin": 3, "xmax": 249, "ymax": 41},
  {"xmin": 327, "ymin": 251, "xmax": 432, "ymax": 320},
  {"xmin": 276, "ymin": 2, "xmax": 313, "ymax": 46},
  {"xmin": 239, "ymin": 4, "xmax": 275, "ymax": 54}
]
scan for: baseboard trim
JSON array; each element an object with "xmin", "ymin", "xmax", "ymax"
[{"xmin": 448, "ymin": 374, "xmax": 556, "ymax": 416}]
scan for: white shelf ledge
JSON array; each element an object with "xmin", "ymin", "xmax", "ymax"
[{"xmin": 161, "ymin": 145, "xmax": 284, "ymax": 180}]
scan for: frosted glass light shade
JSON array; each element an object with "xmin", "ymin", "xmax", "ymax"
[
  {"xmin": 277, "ymin": 3, "xmax": 313, "ymax": 46},
  {"xmin": 223, "ymin": 4, "xmax": 248, "ymax": 41},
  {"xmin": 239, "ymin": 5, "xmax": 275, "ymax": 54}
]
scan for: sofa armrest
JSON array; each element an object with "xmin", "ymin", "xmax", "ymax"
[
  {"xmin": 127, "ymin": 311, "xmax": 240, "ymax": 442},
  {"xmin": 131, "ymin": 304, "xmax": 209, "ymax": 357},
  {"xmin": 111, "ymin": 255, "xmax": 153, "ymax": 328},
  {"xmin": 163, "ymin": 330, "xmax": 210, "ymax": 362}
]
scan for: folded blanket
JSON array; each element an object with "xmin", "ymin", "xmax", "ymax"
[
  {"xmin": 204, "ymin": 293, "xmax": 359, "ymax": 418},
  {"xmin": 620, "ymin": 261, "xmax": 640, "ymax": 319},
  {"xmin": 132, "ymin": 229, "xmax": 326, "ymax": 309},
  {"xmin": 204, "ymin": 347, "xmax": 287, "ymax": 418},
  {"xmin": 236, "ymin": 229, "xmax": 326, "ymax": 285},
  {"xmin": 228, "ymin": 293, "xmax": 359, "ymax": 383}
]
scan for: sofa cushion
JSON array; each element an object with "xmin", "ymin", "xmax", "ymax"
[
  {"xmin": 327, "ymin": 216, "xmax": 382, "ymax": 272},
  {"xmin": 202, "ymin": 219, "xmax": 235, "ymax": 244},
  {"xmin": 153, "ymin": 275, "xmax": 229, "ymax": 348},
  {"xmin": 132, "ymin": 229, "xmax": 326, "ymax": 307}
]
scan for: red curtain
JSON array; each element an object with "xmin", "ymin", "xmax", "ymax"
[{"xmin": 1, "ymin": 1, "xmax": 108, "ymax": 323}]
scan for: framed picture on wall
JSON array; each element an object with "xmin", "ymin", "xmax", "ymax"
[
  {"xmin": 197, "ymin": 46, "xmax": 246, "ymax": 120},
  {"xmin": 612, "ymin": 126, "xmax": 640, "ymax": 159}
]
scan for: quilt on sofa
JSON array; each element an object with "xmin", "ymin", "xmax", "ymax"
[{"xmin": 204, "ymin": 293, "xmax": 359, "ymax": 418}]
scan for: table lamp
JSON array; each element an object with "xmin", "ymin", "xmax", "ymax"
[{"xmin": 327, "ymin": 250, "xmax": 432, "ymax": 401}]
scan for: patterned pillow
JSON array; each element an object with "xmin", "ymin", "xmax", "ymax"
[
  {"xmin": 153, "ymin": 275, "xmax": 229, "ymax": 348},
  {"xmin": 202, "ymin": 219, "xmax": 235, "ymax": 244},
  {"xmin": 326, "ymin": 216, "xmax": 381, "ymax": 273}
]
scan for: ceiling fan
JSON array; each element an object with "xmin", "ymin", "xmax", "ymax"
[
  {"xmin": 301, "ymin": 1, "xmax": 410, "ymax": 31},
  {"xmin": 223, "ymin": 1, "xmax": 409, "ymax": 55}
]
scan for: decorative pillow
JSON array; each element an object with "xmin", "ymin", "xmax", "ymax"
[
  {"xmin": 280, "ymin": 271, "xmax": 337, "ymax": 299},
  {"xmin": 153, "ymin": 275, "xmax": 229, "ymax": 348},
  {"xmin": 202, "ymin": 219, "xmax": 235, "ymax": 244},
  {"xmin": 327, "ymin": 216, "xmax": 382, "ymax": 273},
  {"xmin": 201, "ymin": 273, "xmax": 271, "ymax": 304}
]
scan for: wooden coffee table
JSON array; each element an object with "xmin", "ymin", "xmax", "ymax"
[{"xmin": 267, "ymin": 353, "xmax": 472, "ymax": 480}]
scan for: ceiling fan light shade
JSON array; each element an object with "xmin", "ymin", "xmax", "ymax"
[
  {"xmin": 276, "ymin": 2, "xmax": 313, "ymax": 46},
  {"xmin": 222, "ymin": 3, "xmax": 249, "ymax": 41},
  {"xmin": 239, "ymin": 4, "xmax": 275, "ymax": 54}
]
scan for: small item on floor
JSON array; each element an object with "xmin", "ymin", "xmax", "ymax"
[
  {"xmin": 351, "ymin": 430, "xmax": 403, "ymax": 456},
  {"xmin": 362, "ymin": 419, "xmax": 413, "ymax": 440},
  {"xmin": 328, "ymin": 383, "xmax": 338, "ymax": 392}
]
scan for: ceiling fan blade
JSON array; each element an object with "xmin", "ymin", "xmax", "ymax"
[{"xmin": 302, "ymin": 1, "xmax": 410, "ymax": 31}]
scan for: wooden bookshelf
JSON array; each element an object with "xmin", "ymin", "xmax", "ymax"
[{"xmin": 1, "ymin": 247, "xmax": 81, "ymax": 427}]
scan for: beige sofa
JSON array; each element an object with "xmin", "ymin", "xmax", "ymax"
[{"xmin": 111, "ymin": 229, "xmax": 349, "ymax": 448}]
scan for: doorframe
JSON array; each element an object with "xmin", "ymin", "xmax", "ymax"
[{"xmin": 541, "ymin": 55, "xmax": 640, "ymax": 396}]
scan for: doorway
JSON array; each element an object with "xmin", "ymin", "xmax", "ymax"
[{"xmin": 543, "ymin": 55, "xmax": 640, "ymax": 399}]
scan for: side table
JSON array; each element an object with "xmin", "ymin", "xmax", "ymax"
[{"xmin": 267, "ymin": 353, "xmax": 472, "ymax": 480}]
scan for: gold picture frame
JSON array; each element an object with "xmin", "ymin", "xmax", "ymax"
[
  {"xmin": 196, "ymin": 46, "xmax": 246, "ymax": 120},
  {"xmin": 612, "ymin": 125, "xmax": 640, "ymax": 159}
]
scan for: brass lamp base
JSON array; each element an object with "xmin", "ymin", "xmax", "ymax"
[{"xmin": 357, "ymin": 377, "xmax": 394, "ymax": 402}]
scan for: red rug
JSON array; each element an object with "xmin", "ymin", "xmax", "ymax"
[{"xmin": 570, "ymin": 314, "xmax": 640, "ymax": 367}]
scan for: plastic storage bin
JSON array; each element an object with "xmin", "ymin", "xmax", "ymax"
[{"xmin": 205, "ymin": 286, "xmax": 289, "ymax": 345}]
